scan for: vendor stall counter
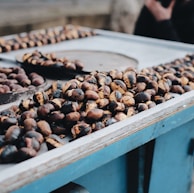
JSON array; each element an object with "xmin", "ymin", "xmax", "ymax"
[{"xmin": 0, "ymin": 28, "xmax": 193, "ymax": 193}]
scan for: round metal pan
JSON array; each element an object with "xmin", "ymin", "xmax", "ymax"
[{"xmin": 16, "ymin": 50, "xmax": 139, "ymax": 79}]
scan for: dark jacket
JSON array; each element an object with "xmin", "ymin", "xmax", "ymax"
[{"xmin": 134, "ymin": 0, "xmax": 194, "ymax": 44}]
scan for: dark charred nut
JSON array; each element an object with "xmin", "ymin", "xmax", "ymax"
[
  {"xmin": 0, "ymin": 145, "xmax": 18, "ymax": 163},
  {"xmin": 0, "ymin": 116, "xmax": 18, "ymax": 132},
  {"xmin": 80, "ymin": 81, "xmax": 98, "ymax": 92},
  {"xmin": 24, "ymin": 137, "xmax": 41, "ymax": 151},
  {"xmin": 121, "ymin": 95, "xmax": 135, "ymax": 107},
  {"xmin": 24, "ymin": 130, "xmax": 44, "ymax": 144},
  {"xmin": 0, "ymin": 135, "xmax": 5, "ymax": 147},
  {"xmin": 137, "ymin": 74, "xmax": 150, "ymax": 83},
  {"xmin": 5, "ymin": 125, "xmax": 22, "ymax": 143},
  {"xmin": 19, "ymin": 98, "xmax": 35, "ymax": 111},
  {"xmin": 65, "ymin": 112, "xmax": 81, "ymax": 122},
  {"xmin": 85, "ymin": 90, "xmax": 99, "ymax": 100},
  {"xmin": 137, "ymin": 103, "xmax": 148, "ymax": 112},
  {"xmin": 109, "ymin": 90, "xmax": 122, "ymax": 102},
  {"xmin": 37, "ymin": 103, "xmax": 55, "ymax": 118},
  {"xmin": 61, "ymin": 101, "xmax": 79, "ymax": 114},
  {"xmin": 109, "ymin": 69, "xmax": 123, "ymax": 80},
  {"xmin": 48, "ymin": 111, "xmax": 65, "ymax": 123},
  {"xmin": 134, "ymin": 92, "xmax": 151, "ymax": 103},
  {"xmin": 154, "ymin": 95, "xmax": 165, "ymax": 104},
  {"xmin": 46, "ymin": 134, "xmax": 64, "ymax": 150},
  {"xmin": 86, "ymin": 108, "xmax": 104, "ymax": 121},
  {"xmin": 17, "ymin": 147, "xmax": 37, "ymax": 162},
  {"xmin": 23, "ymin": 118, "xmax": 37, "ymax": 131},
  {"xmin": 91, "ymin": 121, "xmax": 105, "ymax": 131},
  {"xmin": 109, "ymin": 101, "xmax": 125, "ymax": 112},
  {"xmin": 96, "ymin": 98, "xmax": 109, "ymax": 109},
  {"xmin": 71, "ymin": 122, "xmax": 92, "ymax": 139},
  {"xmin": 135, "ymin": 82, "xmax": 146, "ymax": 92},
  {"xmin": 110, "ymin": 80, "xmax": 127, "ymax": 94},
  {"xmin": 146, "ymin": 101, "xmax": 156, "ymax": 109},
  {"xmin": 68, "ymin": 88, "xmax": 85, "ymax": 101},
  {"xmin": 37, "ymin": 120, "xmax": 52, "ymax": 137},
  {"xmin": 98, "ymin": 85, "xmax": 111, "ymax": 99},
  {"xmin": 115, "ymin": 112, "xmax": 127, "ymax": 121},
  {"xmin": 123, "ymin": 71, "xmax": 137, "ymax": 88},
  {"xmin": 33, "ymin": 91, "xmax": 49, "ymax": 106},
  {"xmin": 50, "ymin": 124, "xmax": 67, "ymax": 135},
  {"xmin": 146, "ymin": 81, "xmax": 158, "ymax": 93},
  {"xmin": 171, "ymin": 85, "xmax": 185, "ymax": 94}
]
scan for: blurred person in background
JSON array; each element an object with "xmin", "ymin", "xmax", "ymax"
[{"xmin": 134, "ymin": 0, "xmax": 194, "ymax": 44}]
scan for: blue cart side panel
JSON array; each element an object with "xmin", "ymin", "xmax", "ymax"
[{"xmin": 149, "ymin": 120, "xmax": 194, "ymax": 193}]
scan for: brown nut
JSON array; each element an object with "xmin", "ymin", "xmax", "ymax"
[
  {"xmin": 114, "ymin": 112, "xmax": 127, "ymax": 121},
  {"xmin": 37, "ymin": 103, "xmax": 55, "ymax": 118},
  {"xmin": 68, "ymin": 88, "xmax": 85, "ymax": 101},
  {"xmin": 85, "ymin": 90, "xmax": 99, "ymax": 100},
  {"xmin": 17, "ymin": 147, "xmax": 37, "ymax": 162},
  {"xmin": 23, "ymin": 118, "xmax": 37, "ymax": 131},
  {"xmin": 37, "ymin": 120, "xmax": 52, "ymax": 137},
  {"xmin": 98, "ymin": 85, "xmax": 111, "ymax": 99},
  {"xmin": 171, "ymin": 85, "xmax": 185, "ymax": 94},
  {"xmin": 61, "ymin": 101, "xmax": 78, "ymax": 114},
  {"xmin": 48, "ymin": 111, "xmax": 65, "ymax": 123},
  {"xmin": 86, "ymin": 108, "xmax": 104, "ymax": 121},
  {"xmin": 24, "ymin": 130, "xmax": 44, "ymax": 144},
  {"xmin": 109, "ymin": 69, "xmax": 123, "ymax": 80},
  {"xmin": 96, "ymin": 98, "xmax": 109, "ymax": 109},
  {"xmin": 65, "ymin": 112, "xmax": 80, "ymax": 122},
  {"xmin": 5, "ymin": 125, "xmax": 22, "ymax": 143},
  {"xmin": 121, "ymin": 95, "xmax": 135, "ymax": 107}
]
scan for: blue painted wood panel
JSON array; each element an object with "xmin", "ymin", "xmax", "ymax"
[{"xmin": 149, "ymin": 120, "xmax": 194, "ymax": 193}]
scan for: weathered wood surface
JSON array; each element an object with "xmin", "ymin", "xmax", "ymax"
[{"xmin": 0, "ymin": 30, "xmax": 193, "ymax": 192}]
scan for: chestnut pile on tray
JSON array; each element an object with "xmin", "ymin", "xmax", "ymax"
[
  {"xmin": 0, "ymin": 53, "xmax": 193, "ymax": 163},
  {"xmin": 0, "ymin": 25, "xmax": 96, "ymax": 53},
  {"xmin": 22, "ymin": 50, "xmax": 84, "ymax": 71},
  {"xmin": 0, "ymin": 66, "xmax": 45, "ymax": 94}
]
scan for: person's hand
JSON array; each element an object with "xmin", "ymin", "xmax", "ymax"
[{"xmin": 145, "ymin": 0, "xmax": 176, "ymax": 21}]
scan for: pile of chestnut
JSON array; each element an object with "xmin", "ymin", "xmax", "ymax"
[
  {"xmin": 22, "ymin": 50, "xmax": 84, "ymax": 71},
  {"xmin": 0, "ymin": 53, "xmax": 193, "ymax": 163},
  {"xmin": 0, "ymin": 25, "xmax": 96, "ymax": 53},
  {"xmin": 0, "ymin": 66, "xmax": 45, "ymax": 94}
]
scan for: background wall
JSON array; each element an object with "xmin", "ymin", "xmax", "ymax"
[{"xmin": 0, "ymin": 0, "xmax": 143, "ymax": 36}]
